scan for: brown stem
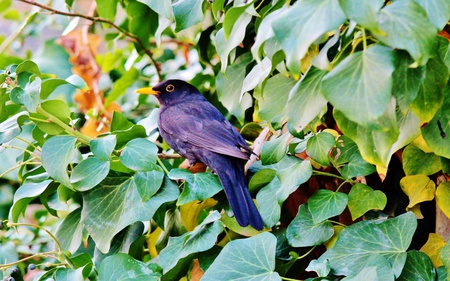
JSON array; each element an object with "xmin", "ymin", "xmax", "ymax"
[{"xmin": 17, "ymin": 0, "xmax": 162, "ymax": 81}]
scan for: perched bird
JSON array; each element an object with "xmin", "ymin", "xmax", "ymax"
[{"xmin": 136, "ymin": 79, "xmax": 264, "ymax": 230}]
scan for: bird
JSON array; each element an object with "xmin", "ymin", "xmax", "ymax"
[{"xmin": 136, "ymin": 79, "xmax": 264, "ymax": 230}]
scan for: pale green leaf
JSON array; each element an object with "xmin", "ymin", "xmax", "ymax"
[
  {"xmin": 90, "ymin": 135, "xmax": 116, "ymax": 161},
  {"xmin": 272, "ymin": 0, "xmax": 345, "ymax": 76},
  {"xmin": 135, "ymin": 169, "xmax": 164, "ymax": 202},
  {"xmin": 120, "ymin": 138, "xmax": 158, "ymax": 171},
  {"xmin": 202, "ymin": 232, "xmax": 281, "ymax": 281},
  {"xmin": 260, "ymin": 132, "xmax": 291, "ymax": 165},
  {"xmin": 403, "ymin": 144, "xmax": 441, "ymax": 175},
  {"xmin": 308, "ymin": 189, "xmax": 348, "ymax": 224},
  {"xmin": 306, "ymin": 131, "xmax": 335, "ymax": 166},
  {"xmin": 375, "ymin": 0, "xmax": 437, "ymax": 66},
  {"xmin": 339, "ymin": 0, "xmax": 384, "ymax": 33},
  {"xmin": 287, "ymin": 66, "xmax": 328, "ymax": 130},
  {"xmin": 322, "ymin": 45, "xmax": 395, "ymax": 126},
  {"xmin": 173, "ymin": 0, "xmax": 204, "ymax": 32},
  {"xmin": 318, "ymin": 212, "xmax": 417, "ymax": 278},
  {"xmin": 55, "ymin": 208, "xmax": 83, "ymax": 253},
  {"xmin": 105, "ymin": 67, "xmax": 139, "ymax": 106},
  {"xmin": 70, "ymin": 157, "xmax": 110, "ymax": 191},
  {"xmin": 98, "ymin": 253, "xmax": 161, "ymax": 281},
  {"xmin": 415, "ymin": 0, "xmax": 450, "ymax": 29},
  {"xmin": 137, "ymin": 0, "xmax": 173, "ymax": 20},
  {"xmin": 41, "ymin": 136, "xmax": 81, "ymax": 187},
  {"xmin": 10, "ymin": 179, "xmax": 53, "ymax": 222}
]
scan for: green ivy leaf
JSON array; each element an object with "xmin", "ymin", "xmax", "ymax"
[
  {"xmin": 126, "ymin": 1, "xmax": 157, "ymax": 49},
  {"xmin": 105, "ymin": 67, "xmax": 139, "ymax": 106},
  {"xmin": 322, "ymin": 45, "xmax": 395, "ymax": 126},
  {"xmin": 158, "ymin": 211, "xmax": 223, "ymax": 273},
  {"xmin": 135, "ymin": 169, "xmax": 165, "ymax": 202},
  {"xmin": 55, "ymin": 208, "xmax": 83, "ymax": 253},
  {"xmin": 271, "ymin": 0, "xmax": 345, "ymax": 76},
  {"xmin": 438, "ymin": 37, "xmax": 450, "ymax": 72},
  {"xmin": 137, "ymin": 0, "xmax": 173, "ymax": 20},
  {"xmin": 339, "ymin": 0, "xmax": 384, "ymax": 34},
  {"xmin": 248, "ymin": 168, "xmax": 277, "ymax": 193},
  {"xmin": 306, "ymin": 131, "xmax": 335, "ymax": 166},
  {"xmin": 223, "ymin": 0, "xmax": 255, "ymax": 38},
  {"xmin": 257, "ymin": 74, "xmax": 296, "ymax": 124},
  {"xmin": 287, "ymin": 66, "xmax": 328, "ymax": 130},
  {"xmin": 10, "ymin": 179, "xmax": 53, "ymax": 222},
  {"xmin": 414, "ymin": 0, "xmax": 450, "ymax": 29},
  {"xmin": 422, "ymin": 85, "xmax": 450, "ymax": 158},
  {"xmin": 90, "ymin": 135, "xmax": 116, "ymax": 161},
  {"xmin": 15, "ymin": 60, "xmax": 41, "ymax": 77},
  {"xmin": 441, "ymin": 243, "xmax": 450, "ymax": 279},
  {"xmin": 287, "ymin": 204, "xmax": 334, "ymax": 247},
  {"xmin": 202, "ymin": 232, "xmax": 281, "ymax": 281},
  {"xmin": 41, "ymin": 136, "xmax": 81, "ymax": 187},
  {"xmin": 98, "ymin": 253, "xmax": 161, "ymax": 281},
  {"xmin": 0, "ymin": 112, "xmax": 27, "ymax": 144},
  {"xmin": 392, "ymin": 51, "xmax": 426, "ymax": 113},
  {"xmin": 402, "ymin": 144, "xmax": 441, "ymax": 175},
  {"xmin": 374, "ymin": 0, "xmax": 437, "ymax": 66},
  {"xmin": 168, "ymin": 168, "xmax": 223, "ymax": 205},
  {"xmin": 54, "ymin": 267, "xmax": 84, "ymax": 281},
  {"xmin": 397, "ymin": 250, "xmax": 436, "ymax": 281},
  {"xmin": 31, "ymin": 99, "xmax": 71, "ymax": 135},
  {"xmin": 308, "ymin": 189, "xmax": 348, "ymax": 224},
  {"xmin": 10, "ymin": 77, "xmax": 42, "ymax": 112},
  {"xmin": 173, "ymin": 0, "xmax": 204, "ymax": 32},
  {"xmin": 256, "ymin": 177, "xmax": 281, "ymax": 227},
  {"xmin": 318, "ymin": 212, "xmax": 417, "ymax": 278},
  {"xmin": 82, "ymin": 176, "xmax": 179, "ymax": 253},
  {"xmin": 347, "ymin": 183, "xmax": 387, "ymax": 220},
  {"xmin": 341, "ymin": 267, "xmax": 378, "ymax": 281},
  {"xmin": 215, "ymin": 13, "xmax": 253, "ymax": 72},
  {"xmin": 120, "ymin": 138, "xmax": 158, "ymax": 171},
  {"xmin": 410, "ymin": 57, "xmax": 448, "ymax": 124},
  {"xmin": 261, "ymin": 132, "xmax": 291, "ymax": 165},
  {"xmin": 110, "ymin": 112, "xmax": 147, "ymax": 148},
  {"xmin": 96, "ymin": 0, "xmax": 117, "ymax": 21},
  {"xmin": 340, "ymin": 153, "xmax": 376, "ymax": 179},
  {"xmin": 216, "ymin": 54, "xmax": 253, "ymax": 122},
  {"xmin": 70, "ymin": 157, "xmax": 110, "ymax": 191}
]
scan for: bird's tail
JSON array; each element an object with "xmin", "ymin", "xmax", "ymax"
[{"xmin": 209, "ymin": 157, "xmax": 264, "ymax": 230}]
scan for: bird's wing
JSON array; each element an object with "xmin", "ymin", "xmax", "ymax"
[{"xmin": 159, "ymin": 103, "xmax": 251, "ymax": 159}]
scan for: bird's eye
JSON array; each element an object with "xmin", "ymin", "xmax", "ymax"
[{"xmin": 166, "ymin": 84, "xmax": 175, "ymax": 92}]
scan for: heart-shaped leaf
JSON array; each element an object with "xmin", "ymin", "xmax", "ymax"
[
  {"xmin": 348, "ymin": 183, "xmax": 387, "ymax": 220},
  {"xmin": 308, "ymin": 189, "xmax": 348, "ymax": 224},
  {"xmin": 400, "ymin": 175, "xmax": 436, "ymax": 210}
]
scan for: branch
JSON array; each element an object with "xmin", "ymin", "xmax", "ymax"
[{"xmin": 18, "ymin": 0, "xmax": 162, "ymax": 81}]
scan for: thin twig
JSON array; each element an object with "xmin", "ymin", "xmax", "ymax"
[{"xmin": 17, "ymin": 0, "xmax": 162, "ymax": 81}]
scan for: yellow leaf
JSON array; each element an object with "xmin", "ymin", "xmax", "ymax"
[
  {"xmin": 376, "ymin": 165, "xmax": 388, "ymax": 181},
  {"xmin": 436, "ymin": 182, "xmax": 450, "ymax": 218},
  {"xmin": 146, "ymin": 227, "xmax": 163, "ymax": 258},
  {"xmin": 180, "ymin": 199, "xmax": 217, "ymax": 231},
  {"xmin": 420, "ymin": 233, "xmax": 446, "ymax": 268},
  {"xmin": 400, "ymin": 175, "xmax": 436, "ymax": 209},
  {"xmin": 409, "ymin": 204, "xmax": 424, "ymax": 219},
  {"xmin": 412, "ymin": 134, "xmax": 434, "ymax": 153}
]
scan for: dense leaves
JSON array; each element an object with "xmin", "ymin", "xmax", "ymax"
[{"xmin": 0, "ymin": 0, "xmax": 449, "ymax": 280}]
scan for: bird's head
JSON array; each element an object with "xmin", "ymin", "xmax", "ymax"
[{"xmin": 136, "ymin": 79, "xmax": 202, "ymax": 106}]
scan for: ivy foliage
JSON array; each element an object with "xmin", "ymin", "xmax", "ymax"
[{"xmin": 0, "ymin": 0, "xmax": 450, "ymax": 280}]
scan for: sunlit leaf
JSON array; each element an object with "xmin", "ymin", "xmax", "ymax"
[
  {"xmin": 138, "ymin": 0, "xmax": 173, "ymax": 20},
  {"xmin": 322, "ymin": 45, "xmax": 395, "ymax": 126},
  {"xmin": 339, "ymin": 0, "xmax": 384, "ymax": 33},
  {"xmin": 436, "ymin": 182, "xmax": 450, "ymax": 220},
  {"xmin": 415, "ymin": 0, "xmax": 450, "ymax": 29},
  {"xmin": 180, "ymin": 198, "xmax": 218, "ymax": 231},
  {"xmin": 306, "ymin": 131, "xmax": 335, "ymax": 166},
  {"xmin": 287, "ymin": 66, "xmax": 328, "ymax": 130},
  {"xmin": 375, "ymin": 0, "xmax": 437, "ymax": 66},
  {"xmin": 271, "ymin": 0, "xmax": 345, "ymax": 76},
  {"xmin": 173, "ymin": 0, "xmax": 204, "ymax": 32},
  {"xmin": 202, "ymin": 232, "xmax": 281, "ymax": 281},
  {"xmin": 420, "ymin": 233, "xmax": 446, "ymax": 268},
  {"xmin": 400, "ymin": 175, "xmax": 436, "ymax": 210},
  {"xmin": 260, "ymin": 132, "xmax": 291, "ymax": 165}
]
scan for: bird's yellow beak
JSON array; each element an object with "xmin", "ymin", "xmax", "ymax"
[{"xmin": 135, "ymin": 87, "xmax": 160, "ymax": 95}]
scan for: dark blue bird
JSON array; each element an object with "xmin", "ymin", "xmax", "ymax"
[{"xmin": 136, "ymin": 79, "xmax": 264, "ymax": 230}]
